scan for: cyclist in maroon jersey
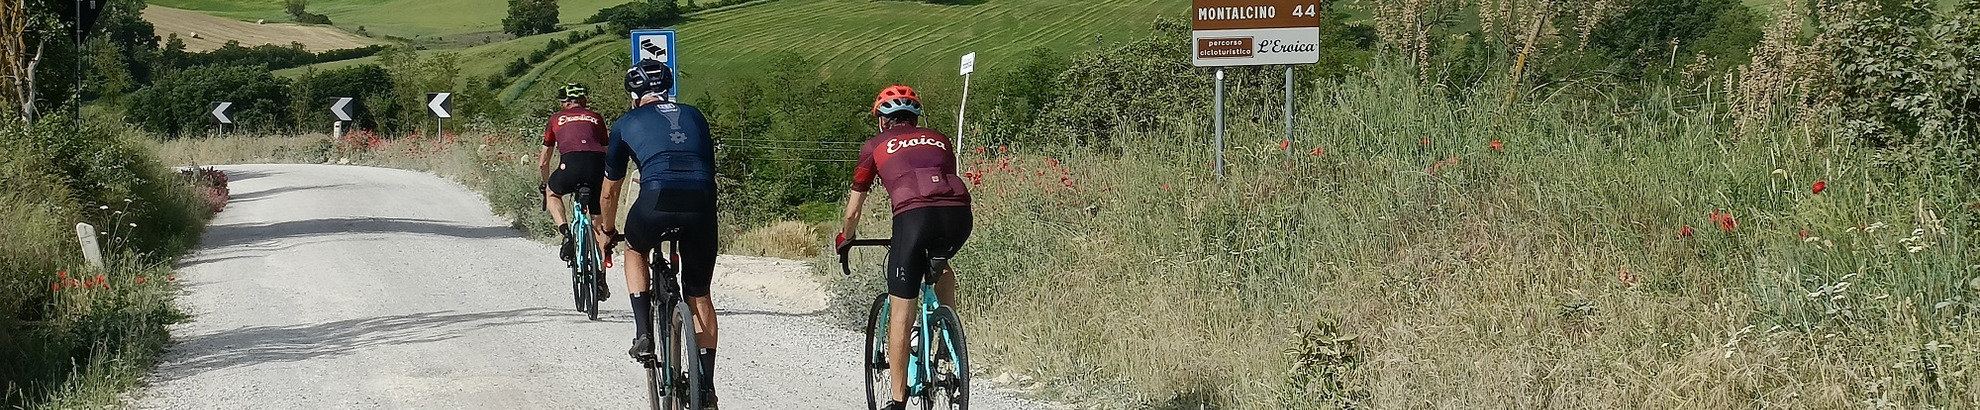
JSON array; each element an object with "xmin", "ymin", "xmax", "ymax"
[
  {"xmin": 538, "ymin": 83, "xmax": 611, "ymax": 301},
  {"xmin": 834, "ymin": 85, "xmax": 972, "ymax": 410}
]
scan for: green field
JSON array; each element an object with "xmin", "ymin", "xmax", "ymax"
[
  {"xmin": 145, "ymin": 0, "xmax": 629, "ymax": 38},
  {"xmin": 511, "ymin": 0, "xmax": 1188, "ymax": 102}
]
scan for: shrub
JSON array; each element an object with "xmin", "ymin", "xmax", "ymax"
[{"xmin": 125, "ymin": 65, "xmax": 292, "ymax": 137}]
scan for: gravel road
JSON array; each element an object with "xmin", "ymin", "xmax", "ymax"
[{"xmin": 137, "ymin": 164, "xmax": 1039, "ymax": 409}]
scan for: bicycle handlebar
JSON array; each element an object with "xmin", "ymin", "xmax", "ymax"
[{"xmin": 836, "ymin": 238, "xmax": 891, "ymax": 276}]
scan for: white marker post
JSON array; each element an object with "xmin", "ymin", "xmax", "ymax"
[
  {"xmin": 76, "ymin": 223, "xmax": 103, "ymax": 268},
  {"xmin": 957, "ymin": 52, "xmax": 976, "ymax": 162}
]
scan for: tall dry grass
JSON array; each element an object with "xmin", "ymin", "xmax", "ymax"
[{"xmin": 823, "ymin": 61, "xmax": 1977, "ymax": 408}]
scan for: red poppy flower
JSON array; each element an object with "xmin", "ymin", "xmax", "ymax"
[
  {"xmin": 1679, "ymin": 225, "xmax": 1695, "ymax": 238},
  {"xmin": 135, "ymin": 277, "xmax": 147, "ymax": 284},
  {"xmin": 167, "ymin": 275, "xmax": 177, "ymax": 282},
  {"xmin": 1278, "ymin": 140, "xmax": 1291, "ymax": 151},
  {"xmin": 975, "ymin": 146, "xmax": 986, "ymax": 155},
  {"xmin": 1309, "ymin": 146, "xmax": 1325, "ymax": 156},
  {"xmin": 1812, "ymin": 180, "xmax": 1826, "ymax": 195},
  {"xmin": 1618, "ymin": 267, "xmax": 1638, "ymax": 288},
  {"xmin": 1797, "ymin": 229, "xmax": 1810, "ymax": 239},
  {"xmin": 1715, "ymin": 212, "xmax": 1738, "ymax": 232},
  {"xmin": 1420, "ymin": 137, "xmax": 1431, "ymax": 146},
  {"xmin": 1161, "ymin": 183, "xmax": 1171, "ymax": 191},
  {"xmin": 1490, "ymin": 140, "xmax": 1504, "ymax": 151},
  {"xmin": 51, "ymin": 282, "xmax": 61, "ymax": 292},
  {"xmin": 1044, "ymin": 157, "xmax": 1059, "ymax": 169},
  {"xmin": 57, "ymin": 270, "xmax": 67, "ymax": 279},
  {"xmin": 997, "ymin": 145, "xmax": 1008, "ymax": 154}
]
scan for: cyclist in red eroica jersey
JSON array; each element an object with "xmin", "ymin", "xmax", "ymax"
[
  {"xmin": 835, "ymin": 85, "xmax": 972, "ymax": 410},
  {"xmin": 539, "ymin": 83, "xmax": 611, "ymax": 301}
]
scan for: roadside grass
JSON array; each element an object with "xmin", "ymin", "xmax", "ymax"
[
  {"xmin": 823, "ymin": 63, "xmax": 1979, "ymax": 408},
  {"xmin": 1, "ymin": 117, "xmax": 211, "ymax": 408}
]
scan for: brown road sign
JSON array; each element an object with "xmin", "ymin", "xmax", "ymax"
[{"xmin": 1191, "ymin": 0, "xmax": 1322, "ymax": 66}]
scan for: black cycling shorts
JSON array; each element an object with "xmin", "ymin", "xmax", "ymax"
[
  {"xmin": 887, "ymin": 206, "xmax": 972, "ymax": 299},
  {"xmin": 625, "ymin": 192, "xmax": 719, "ymax": 298},
  {"xmin": 548, "ymin": 151, "xmax": 607, "ymax": 213}
]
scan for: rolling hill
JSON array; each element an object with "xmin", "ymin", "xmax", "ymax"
[
  {"xmin": 145, "ymin": 0, "xmax": 631, "ymax": 39},
  {"xmin": 145, "ymin": 5, "xmax": 380, "ymax": 51}
]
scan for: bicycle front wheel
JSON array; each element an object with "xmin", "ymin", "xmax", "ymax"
[
  {"xmin": 928, "ymin": 306, "xmax": 970, "ymax": 410},
  {"xmin": 861, "ymin": 293, "xmax": 892, "ymax": 410},
  {"xmin": 582, "ymin": 263, "xmax": 602, "ymax": 321}
]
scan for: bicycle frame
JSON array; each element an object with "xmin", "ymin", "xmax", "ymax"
[{"xmin": 840, "ymin": 239, "xmax": 963, "ymax": 399}]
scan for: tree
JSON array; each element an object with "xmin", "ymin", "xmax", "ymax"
[
  {"xmin": 504, "ymin": 0, "xmax": 559, "ymax": 37},
  {"xmin": 284, "ymin": 0, "xmax": 332, "ymax": 24}
]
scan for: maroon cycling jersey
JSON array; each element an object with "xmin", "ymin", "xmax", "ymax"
[
  {"xmin": 543, "ymin": 107, "xmax": 608, "ymax": 155},
  {"xmin": 853, "ymin": 126, "xmax": 971, "ymax": 215}
]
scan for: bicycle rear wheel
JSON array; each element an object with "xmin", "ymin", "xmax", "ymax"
[
  {"xmin": 928, "ymin": 306, "xmax": 969, "ymax": 410},
  {"xmin": 666, "ymin": 299, "xmax": 704, "ymax": 410},
  {"xmin": 861, "ymin": 293, "xmax": 894, "ymax": 410}
]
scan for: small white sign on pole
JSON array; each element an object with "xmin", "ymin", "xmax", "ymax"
[{"xmin": 956, "ymin": 52, "xmax": 976, "ymax": 162}]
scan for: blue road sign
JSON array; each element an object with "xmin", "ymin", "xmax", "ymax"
[{"xmin": 629, "ymin": 29, "xmax": 678, "ymax": 99}]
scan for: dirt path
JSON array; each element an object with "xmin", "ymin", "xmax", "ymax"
[{"xmin": 136, "ymin": 164, "xmax": 1038, "ymax": 409}]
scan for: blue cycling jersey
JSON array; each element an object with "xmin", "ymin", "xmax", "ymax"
[{"xmin": 605, "ymin": 100, "xmax": 717, "ymax": 194}]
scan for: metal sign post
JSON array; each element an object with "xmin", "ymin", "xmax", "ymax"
[
  {"xmin": 1213, "ymin": 69, "xmax": 1225, "ymax": 179},
  {"xmin": 1191, "ymin": 0, "xmax": 1321, "ymax": 177},
  {"xmin": 628, "ymin": 29, "xmax": 679, "ymax": 99},
  {"xmin": 957, "ymin": 52, "xmax": 976, "ymax": 161},
  {"xmin": 1285, "ymin": 66, "xmax": 1294, "ymax": 161}
]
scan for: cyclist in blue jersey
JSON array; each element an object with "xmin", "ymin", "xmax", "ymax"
[{"xmin": 596, "ymin": 60, "xmax": 723, "ymax": 408}]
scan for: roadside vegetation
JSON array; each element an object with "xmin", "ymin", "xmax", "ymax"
[{"xmin": 0, "ymin": 115, "xmax": 214, "ymax": 408}]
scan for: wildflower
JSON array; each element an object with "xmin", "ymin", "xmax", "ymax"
[
  {"xmin": 1420, "ymin": 137, "xmax": 1431, "ymax": 146},
  {"xmin": 100, "ymin": 205, "xmax": 110, "ymax": 210},
  {"xmin": 1619, "ymin": 267, "xmax": 1639, "ymax": 288},
  {"xmin": 1161, "ymin": 183, "xmax": 1171, "ymax": 191},
  {"xmin": 975, "ymin": 146, "xmax": 986, "ymax": 155},
  {"xmin": 167, "ymin": 275, "xmax": 177, "ymax": 282},
  {"xmin": 1061, "ymin": 176, "xmax": 1074, "ymax": 188},
  {"xmin": 1278, "ymin": 140, "xmax": 1291, "ymax": 151},
  {"xmin": 1710, "ymin": 211, "xmax": 1738, "ymax": 232},
  {"xmin": 135, "ymin": 277, "xmax": 147, "ymax": 285},
  {"xmin": 57, "ymin": 270, "xmax": 68, "ymax": 279},
  {"xmin": 997, "ymin": 145, "xmax": 1008, "ymax": 154},
  {"xmin": 1044, "ymin": 157, "xmax": 1060, "ymax": 169},
  {"xmin": 1679, "ymin": 225, "xmax": 1695, "ymax": 238},
  {"xmin": 93, "ymin": 274, "xmax": 107, "ymax": 287},
  {"xmin": 1812, "ymin": 180, "xmax": 1826, "ymax": 195},
  {"xmin": 1490, "ymin": 140, "xmax": 1503, "ymax": 151},
  {"xmin": 1309, "ymin": 146, "xmax": 1325, "ymax": 156}
]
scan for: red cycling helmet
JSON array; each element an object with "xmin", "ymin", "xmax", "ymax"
[{"xmin": 872, "ymin": 85, "xmax": 923, "ymax": 116}]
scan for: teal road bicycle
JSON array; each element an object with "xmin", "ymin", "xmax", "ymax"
[
  {"xmin": 840, "ymin": 239, "xmax": 970, "ymax": 410},
  {"xmin": 562, "ymin": 186, "xmax": 608, "ymax": 321},
  {"xmin": 637, "ymin": 230, "xmax": 706, "ymax": 410}
]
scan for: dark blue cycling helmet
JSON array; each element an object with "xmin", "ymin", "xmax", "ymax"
[{"xmin": 624, "ymin": 59, "xmax": 674, "ymax": 97}]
